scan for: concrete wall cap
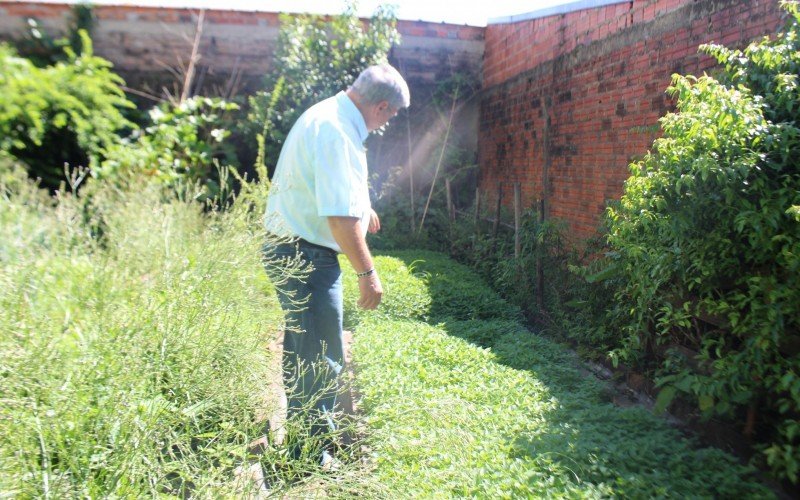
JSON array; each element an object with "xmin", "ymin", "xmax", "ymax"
[{"xmin": 489, "ymin": 0, "xmax": 628, "ymax": 25}]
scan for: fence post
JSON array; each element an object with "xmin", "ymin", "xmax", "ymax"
[
  {"xmin": 474, "ymin": 187, "xmax": 480, "ymax": 225},
  {"xmin": 492, "ymin": 182, "xmax": 502, "ymax": 239},
  {"xmin": 536, "ymin": 198, "xmax": 545, "ymax": 314},
  {"xmin": 514, "ymin": 182, "xmax": 522, "ymax": 260},
  {"xmin": 445, "ymin": 178, "xmax": 455, "ymax": 222}
]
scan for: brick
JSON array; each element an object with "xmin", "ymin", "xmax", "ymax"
[{"xmin": 479, "ymin": 0, "xmax": 783, "ymax": 240}]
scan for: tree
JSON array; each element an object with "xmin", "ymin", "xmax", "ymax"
[{"xmin": 246, "ymin": 2, "xmax": 399, "ymax": 177}]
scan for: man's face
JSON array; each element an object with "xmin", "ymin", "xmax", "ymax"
[{"xmin": 366, "ymin": 100, "xmax": 400, "ymax": 132}]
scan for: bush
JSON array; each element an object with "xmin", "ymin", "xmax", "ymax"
[
  {"xmin": 246, "ymin": 2, "xmax": 399, "ymax": 175},
  {"xmin": 0, "ymin": 33, "xmax": 134, "ymax": 189},
  {"xmin": 98, "ymin": 97, "xmax": 240, "ymax": 201},
  {"xmin": 602, "ymin": 2, "xmax": 800, "ymax": 482}
]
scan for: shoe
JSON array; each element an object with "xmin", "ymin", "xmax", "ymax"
[
  {"xmin": 247, "ymin": 435, "xmax": 270, "ymax": 457},
  {"xmin": 320, "ymin": 449, "xmax": 342, "ymax": 471}
]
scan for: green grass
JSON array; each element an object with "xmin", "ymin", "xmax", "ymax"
[
  {"xmin": 0, "ymin": 160, "xmax": 776, "ymax": 497},
  {"xmin": 0, "ymin": 168, "xmax": 284, "ymax": 496},
  {"xmin": 343, "ymin": 251, "xmax": 775, "ymax": 498}
]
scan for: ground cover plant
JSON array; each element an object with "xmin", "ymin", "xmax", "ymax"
[{"xmin": 342, "ymin": 251, "xmax": 775, "ymax": 497}]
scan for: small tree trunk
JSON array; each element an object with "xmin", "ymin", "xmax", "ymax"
[{"xmin": 514, "ymin": 182, "xmax": 522, "ymax": 260}]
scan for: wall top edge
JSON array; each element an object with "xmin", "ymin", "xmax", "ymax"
[
  {"xmin": 3, "ymin": 0, "xmax": 485, "ymax": 28},
  {"xmin": 488, "ymin": 0, "xmax": 628, "ymax": 25}
]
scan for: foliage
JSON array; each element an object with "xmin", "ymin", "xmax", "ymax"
[
  {"xmin": 369, "ymin": 71, "xmax": 481, "ymax": 251},
  {"xmin": 369, "ymin": 186, "xmax": 452, "ymax": 250},
  {"xmin": 341, "ymin": 251, "xmax": 773, "ymax": 497},
  {"xmin": 98, "ymin": 97, "xmax": 240, "ymax": 201},
  {"xmin": 385, "ymin": 249, "xmax": 522, "ymax": 322},
  {"xmin": 17, "ymin": 2, "xmax": 96, "ymax": 67},
  {"xmin": 245, "ymin": 4, "xmax": 400, "ymax": 175},
  {"xmin": 0, "ymin": 33, "xmax": 135, "ymax": 189},
  {"xmin": 246, "ymin": 2, "xmax": 399, "ymax": 175},
  {"xmin": 0, "ymin": 165, "xmax": 281, "ymax": 495},
  {"xmin": 601, "ymin": 1, "xmax": 800, "ymax": 482},
  {"xmin": 371, "ymin": 181, "xmax": 620, "ymax": 356},
  {"xmin": 340, "ymin": 253, "xmax": 431, "ymax": 329}
]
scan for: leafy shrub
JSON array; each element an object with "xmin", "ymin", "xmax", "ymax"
[
  {"xmin": 0, "ymin": 33, "xmax": 134, "ymax": 189},
  {"xmin": 98, "ymin": 97, "xmax": 240, "ymax": 201},
  {"xmin": 602, "ymin": 2, "xmax": 800, "ymax": 482},
  {"xmin": 246, "ymin": 3, "xmax": 399, "ymax": 174}
]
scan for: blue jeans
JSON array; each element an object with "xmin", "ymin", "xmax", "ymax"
[{"xmin": 262, "ymin": 238, "xmax": 344, "ymax": 442}]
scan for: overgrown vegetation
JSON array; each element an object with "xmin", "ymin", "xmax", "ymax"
[
  {"xmin": 246, "ymin": 2, "xmax": 400, "ymax": 174},
  {"xmin": 369, "ymin": 70, "xmax": 481, "ymax": 251},
  {"xmin": 342, "ymin": 251, "xmax": 774, "ymax": 497},
  {"xmin": 0, "ymin": 161, "xmax": 278, "ymax": 495},
  {"xmin": 596, "ymin": 2, "xmax": 800, "ymax": 483},
  {"xmin": 97, "ymin": 96, "xmax": 241, "ymax": 201},
  {"xmin": 0, "ymin": 34, "xmax": 135, "ymax": 189}
]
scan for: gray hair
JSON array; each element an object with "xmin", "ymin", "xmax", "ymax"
[{"xmin": 350, "ymin": 63, "xmax": 410, "ymax": 109}]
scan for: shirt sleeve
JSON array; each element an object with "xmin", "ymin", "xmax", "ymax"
[{"xmin": 313, "ymin": 123, "xmax": 363, "ymax": 217}]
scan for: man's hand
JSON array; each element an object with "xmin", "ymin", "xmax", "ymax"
[
  {"xmin": 368, "ymin": 209, "xmax": 381, "ymax": 234},
  {"xmin": 357, "ymin": 272, "xmax": 383, "ymax": 310},
  {"xmin": 328, "ymin": 215, "xmax": 383, "ymax": 310}
]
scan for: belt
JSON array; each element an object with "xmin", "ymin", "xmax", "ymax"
[
  {"xmin": 267, "ymin": 233, "xmax": 337, "ymax": 254},
  {"xmin": 296, "ymin": 237, "xmax": 338, "ymax": 255}
]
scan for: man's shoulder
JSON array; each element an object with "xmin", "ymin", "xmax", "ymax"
[
  {"xmin": 304, "ymin": 93, "xmax": 342, "ymax": 118},
  {"xmin": 304, "ymin": 104, "xmax": 348, "ymax": 136}
]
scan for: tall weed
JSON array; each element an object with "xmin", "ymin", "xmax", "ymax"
[{"xmin": 0, "ymin": 164, "xmax": 281, "ymax": 496}]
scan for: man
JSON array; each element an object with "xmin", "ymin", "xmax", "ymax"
[{"xmin": 262, "ymin": 63, "xmax": 410, "ymax": 464}]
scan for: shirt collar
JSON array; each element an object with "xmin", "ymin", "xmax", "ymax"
[{"xmin": 337, "ymin": 91, "xmax": 369, "ymax": 143}]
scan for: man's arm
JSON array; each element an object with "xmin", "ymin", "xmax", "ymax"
[{"xmin": 328, "ymin": 216, "xmax": 382, "ymax": 310}]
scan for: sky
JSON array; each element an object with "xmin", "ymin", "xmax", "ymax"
[{"xmin": 45, "ymin": 0, "xmax": 579, "ymax": 26}]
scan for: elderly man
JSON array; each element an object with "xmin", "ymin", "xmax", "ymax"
[{"xmin": 263, "ymin": 63, "xmax": 410, "ymax": 464}]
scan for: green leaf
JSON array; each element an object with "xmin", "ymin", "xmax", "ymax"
[
  {"xmin": 698, "ymin": 394, "xmax": 714, "ymax": 412},
  {"xmin": 654, "ymin": 386, "xmax": 677, "ymax": 414}
]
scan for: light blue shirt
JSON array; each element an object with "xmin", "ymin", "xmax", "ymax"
[{"xmin": 264, "ymin": 91, "xmax": 371, "ymax": 252}]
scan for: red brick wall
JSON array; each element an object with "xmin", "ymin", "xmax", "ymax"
[{"xmin": 479, "ymin": 0, "xmax": 786, "ymax": 241}]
